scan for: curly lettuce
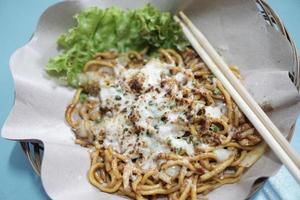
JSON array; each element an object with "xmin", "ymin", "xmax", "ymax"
[{"xmin": 46, "ymin": 4, "xmax": 188, "ymax": 87}]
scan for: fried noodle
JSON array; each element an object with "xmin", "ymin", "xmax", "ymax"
[{"xmin": 65, "ymin": 48, "xmax": 264, "ymax": 199}]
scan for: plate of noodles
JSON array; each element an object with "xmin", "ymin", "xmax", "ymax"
[{"xmin": 2, "ymin": 0, "xmax": 300, "ymax": 199}]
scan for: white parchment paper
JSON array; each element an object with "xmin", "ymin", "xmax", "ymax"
[{"xmin": 2, "ymin": 0, "xmax": 300, "ymax": 199}]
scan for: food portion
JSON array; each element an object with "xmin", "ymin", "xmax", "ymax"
[
  {"xmin": 65, "ymin": 48, "xmax": 264, "ymax": 199},
  {"xmin": 47, "ymin": 4, "xmax": 265, "ymax": 200}
]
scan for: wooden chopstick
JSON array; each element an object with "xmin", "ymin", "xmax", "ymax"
[
  {"xmin": 178, "ymin": 11, "xmax": 300, "ymax": 167},
  {"xmin": 174, "ymin": 14, "xmax": 300, "ymax": 184}
]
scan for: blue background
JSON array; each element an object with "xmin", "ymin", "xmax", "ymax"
[{"xmin": 0, "ymin": 0, "xmax": 299, "ymax": 199}]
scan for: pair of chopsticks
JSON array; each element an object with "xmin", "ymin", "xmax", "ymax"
[{"xmin": 175, "ymin": 12, "xmax": 300, "ymax": 184}]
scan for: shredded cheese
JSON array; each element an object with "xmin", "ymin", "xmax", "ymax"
[{"xmin": 93, "ymin": 58, "xmax": 228, "ymax": 169}]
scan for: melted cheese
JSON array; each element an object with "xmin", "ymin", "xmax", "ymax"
[
  {"xmin": 169, "ymin": 137, "xmax": 194, "ymax": 156},
  {"xmin": 193, "ymin": 101, "xmax": 205, "ymax": 114},
  {"xmin": 158, "ymin": 123, "xmax": 183, "ymax": 139},
  {"xmin": 156, "ymin": 123, "xmax": 194, "ymax": 156},
  {"xmin": 102, "ymin": 114, "xmax": 127, "ymax": 152},
  {"xmin": 200, "ymin": 143, "xmax": 210, "ymax": 150},
  {"xmin": 123, "ymin": 68, "xmax": 139, "ymax": 80},
  {"xmin": 175, "ymin": 72, "xmax": 185, "ymax": 83},
  {"xmin": 158, "ymin": 172, "xmax": 172, "ymax": 184},
  {"xmin": 139, "ymin": 134, "xmax": 170, "ymax": 170},
  {"xmin": 90, "ymin": 57, "xmax": 232, "ymax": 170},
  {"xmin": 141, "ymin": 59, "xmax": 169, "ymax": 88},
  {"xmin": 165, "ymin": 166, "xmax": 180, "ymax": 177},
  {"xmin": 121, "ymin": 133, "xmax": 137, "ymax": 155},
  {"xmin": 100, "ymin": 87, "xmax": 120, "ymax": 102},
  {"xmin": 205, "ymin": 106, "xmax": 223, "ymax": 118},
  {"xmin": 185, "ymin": 80, "xmax": 194, "ymax": 89},
  {"xmin": 216, "ymin": 101, "xmax": 227, "ymax": 115},
  {"xmin": 214, "ymin": 148, "xmax": 232, "ymax": 162},
  {"xmin": 167, "ymin": 112, "xmax": 180, "ymax": 122}
]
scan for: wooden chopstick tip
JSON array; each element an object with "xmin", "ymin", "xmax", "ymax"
[{"xmin": 178, "ymin": 11, "xmax": 189, "ymax": 22}]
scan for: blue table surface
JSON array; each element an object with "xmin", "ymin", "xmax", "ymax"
[{"xmin": 0, "ymin": 0, "xmax": 299, "ymax": 199}]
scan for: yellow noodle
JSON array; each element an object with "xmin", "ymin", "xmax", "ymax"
[
  {"xmin": 141, "ymin": 170, "xmax": 157, "ymax": 184},
  {"xmin": 165, "ymin": 48, "xmax": 184, "ymax": 66},
  {"xmin": 161, "ymin": 160, "xmax": 195, "ymax": 171},
  {"xmin": 178, "ymin": 179, "xmax": 192, "ymax": 200},
  {"xmin": 111, "ymin": 158, "xmax": 122, "ymax": 179},
  {"xmin": 132, "ymin": 174, "xmax": 142, "ymax": 192},
  {"xmin": 65, "ymin": 88, "xmax": 82, "ymax": 128},
  {"xmin": 138, "ymin": 184, "xmax": 162, "ymax": 191},
  {"xmin": 191, "ymin": 175, "xmax": 198, "ymax": 200},
  {"xmin": 94, "ymin": 51, "xmax": 117, "ymax": 59},
  {"xmin": 200, "ymin": 154, "xmax": 236, "ymax": 181},
  {"xmin": 65, "ymin": 49, "xmax": 264, "ymax": 200},
  {"xmin": 216, "ymin": 80, "xmax": 233, "ymax": 123},
  {"xmin": 83, "ymin": 60, "xmax": 115, "ymax": 72},
  {"xmin": 231, "ymin": 151, "xmax": 247, "ymax": 166},
  {"xmin": 159, "ymin": 49, "xmax": 175, "ymax": 65}
]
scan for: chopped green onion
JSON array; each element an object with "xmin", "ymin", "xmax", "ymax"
[
  {"xmin": 79, "ymin": 92, "xmax": 88, "ymax": 103},
  {"xmin": 210, "ymin": 124, "xmax": 221, "ymax": 132}
]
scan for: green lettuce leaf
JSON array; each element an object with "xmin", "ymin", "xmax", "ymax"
[{"xmin": 46, "ymin": 4, "xmax": 189, "ymax": 87}]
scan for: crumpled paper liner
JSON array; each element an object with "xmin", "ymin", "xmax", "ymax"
[{"xmin": 2, "ymin": 0, "xmax": 300, "ymax": 199}]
